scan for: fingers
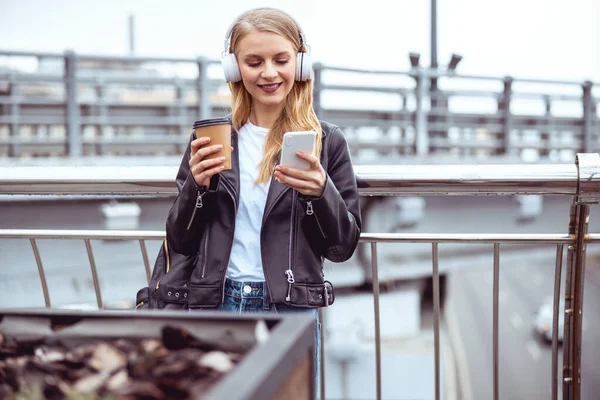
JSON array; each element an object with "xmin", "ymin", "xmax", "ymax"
[
  {"xmin": 191, "ymin": 157, "xmax": 226, "ymax": 186},
  {"xmin": 276, "ymin": 163, "xmax": 321, "ymax": 181},
  {"xmin": 296, "ymin": 151, "xmax": 320, "ymax": 167},
  {"xmin": 189, "ymin": 143, "xmax": 224, "ymax": 167},
  {"xmin": 276, "ymin": 174, "xmax": 312, "ymax": 190},
  {"xmin": 191, "ymin": 137, "xmax": 210, "ymax": 154}
]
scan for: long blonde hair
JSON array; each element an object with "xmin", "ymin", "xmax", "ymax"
[{"xmin": 227, "ymin": 8, "xmax": 322, "ymax": 184}]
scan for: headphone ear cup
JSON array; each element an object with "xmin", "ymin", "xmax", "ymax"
[
  {"xmin": 296, "ymin": 52, "xmax": 313, "ymax": 81},
  {"xmin": 221, "ymin": 53, "xmax": 242, "ymax": 83}
]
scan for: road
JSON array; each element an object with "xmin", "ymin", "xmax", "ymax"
[{"xmin": 447, "ymin": 250, "xmax": 600, "ymax": 400}]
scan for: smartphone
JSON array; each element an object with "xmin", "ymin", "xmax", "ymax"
[{"xmin": 280, "ymin": 131, "xmax": 317, "ymax": 171}]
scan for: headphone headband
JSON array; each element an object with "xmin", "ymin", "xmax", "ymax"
[{"xmin": 223, "ymin": 7, "xmax": 308, "ymax": 56}]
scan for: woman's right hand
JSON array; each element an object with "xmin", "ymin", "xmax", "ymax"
[{"xmin": 189, "ymin": 137, "xmax": 226, "ymax": 187}]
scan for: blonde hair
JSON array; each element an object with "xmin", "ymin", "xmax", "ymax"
[{"xmin": 227, "ymin": 8, "xmax": 322, "ymax": 184}]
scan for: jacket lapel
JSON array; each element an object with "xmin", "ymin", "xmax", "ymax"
[
  {"xmin": 262, "ymin": 173, "xmax": 290, "ymax": 226},
  {"xmin": 219, "ymin": 127, "xmax": 240, "ymax": 204}
]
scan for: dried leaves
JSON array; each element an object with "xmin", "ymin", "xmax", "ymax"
[{"xmin": 0, "ymin": 326, "xmax": 243, "ymax": 399}]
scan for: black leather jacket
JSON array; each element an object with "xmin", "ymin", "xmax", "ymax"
[{"xmin": 166, "ymin": 117, "xmax": 361, "ymax": 308}]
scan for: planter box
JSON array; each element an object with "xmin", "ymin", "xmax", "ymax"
[{"xmin": 0, "ymin": 308, "xmax": 316, "ymax": 400}]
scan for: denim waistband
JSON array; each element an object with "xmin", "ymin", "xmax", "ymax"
[
  {"xmin": 223, "ymin": 278, "xmax": 267, "ymax": 296},
  {"xmin": 223, "ymin": 278, "xmax": 271, "ymax": 311}
]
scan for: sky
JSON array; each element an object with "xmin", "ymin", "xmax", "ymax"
[{"xmin": 0, "ymin": 0, "xmax": 598, "ymax": 84}]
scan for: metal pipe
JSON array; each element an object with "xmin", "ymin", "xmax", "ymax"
[
  {"xmin": 139, "ymin": 239, "xmax": 151, "ymax": 286},
  {"xmin": 319, "ymin": 307, "xmax": 326, "ymax": 400},
  {"xmin": 493, "ymin": 243, "xmax": 500, "ymax": 400},
  {"xmin": 0, "ymin": 163, "xmax": 587, "ymax": 196},
  {"xmin": 84, "ymin": 239, "xmax": 103, "ymax": 309},
  {"xmin": 360, "ymin": 233, "xmax": 576, "ymax": 244},
  {"xmin": 0, "ymin": 230, "xmax": 589, "ymax": 244},
  {"xmin": 0, "ymin": 229, "xmax": 167, "ymax": 240},
  {"xmin": 552, "ymin": 244, "xmax": 564, "ymax": 400},
  {"xmin": 570, "ymin": 204, "xmax": 589, "ymax": 399},
  {"xmin": 432, "ymin": 243, "xmax": 441, "ymax": 400},
  {"xmin": 29, "ymin": 238, "xmax": 51, "ymax": 308},
  {"xmin": 370, "ymin": 242, "xmax": 382, "ymax": 400},
  {"xmin": 563, "ymin": 204, "xmax": 577, "ymax": 398}
]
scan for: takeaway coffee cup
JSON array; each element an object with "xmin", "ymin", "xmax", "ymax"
[{"xmin": 193, "ymin": 118, "xmax": 232, "ymax": 170}]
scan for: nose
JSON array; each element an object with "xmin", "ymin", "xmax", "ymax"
[{"xmin": 261, "ymin": 62, "xmax": 277, "ymax": 80}]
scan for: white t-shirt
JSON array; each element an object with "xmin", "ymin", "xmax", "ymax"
[{"xmin": 226, "ymin": 121, "xmax": 270, "ymax": 282}]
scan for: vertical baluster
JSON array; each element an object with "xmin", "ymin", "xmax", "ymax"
[
  {"xmin": 493, "ymin": 243, "xmax": 500, "ymax": 400},
  {"xmin": 432, "ymin": 242, "xmax": 441, "ymax": 400},
  {"xmin": 139, "ymin": 239, "xmax": 151, "ymax": 285},
  {"xmin": 318, "ymin": 307, "xmax": 326, "ymax": 400},
  {"xmin": 552, "ymin": 244, "xmax": 564, "ymax": 400},
  {"xmin": 371, "ymin": 242, "xmax": 382, "ymax": 400},
  {"xmin": 84, "ymin": 239, "xmax": 103, "ymax": 309},
  {"xmin": 30, "ymin": 238, "xmax": 51, "ymax": 308}
]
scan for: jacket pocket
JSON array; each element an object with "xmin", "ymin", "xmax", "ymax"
[{"xmin": 187, "ymin": 284, "xmax": 223, "ymax": 308}]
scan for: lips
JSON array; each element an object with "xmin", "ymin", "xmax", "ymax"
[{"xmin": 258, "ymin": 83, "xmax": 282, "ymax": 93}]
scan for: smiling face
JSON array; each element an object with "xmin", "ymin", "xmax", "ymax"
[{"xmin": 236, "ymin": 29, "xmax": 297, "ymax": 114}]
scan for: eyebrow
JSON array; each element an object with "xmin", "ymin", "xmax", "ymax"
[{"xmin": 242, "ymin": 51, "xmax": 292, "ymax": 59}]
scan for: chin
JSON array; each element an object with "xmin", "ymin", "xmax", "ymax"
[{"xmin": 257, "ymin": 97, "xmax": 286, "ymax": 108}]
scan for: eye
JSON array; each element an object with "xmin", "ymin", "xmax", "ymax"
[
  {"xmin": 247, "ymin": 62, "xmax": 261, "ymax": 68},
  {"xmin": 275, "ymin": 59, "xmax": 290, "ymax": 65}
]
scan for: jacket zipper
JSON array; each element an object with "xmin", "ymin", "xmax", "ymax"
[
  {"xmin": 306, "ymin": 201, "xmax": 327, "ymax": 239},
  {"xmin": 200, "ymin": 226, "xmax": 210, "ymax": 278},
  {"xmin": 307, "ymin": 201, "xmax": 327, "ymax": 278},
  {"xmin": 164, "ymin": 239, "xmax": 171, "ymax": 273},
  {"xmin": 186, "ymin": 190, "xmax": 205, "ymax": 231},
  {"xmin": 285, "ymin": 191, "xmax": 298, "ymax": 301},
  {"xmin": 156, "ymin": 238, "xmax": 172, "ymax": 289}
]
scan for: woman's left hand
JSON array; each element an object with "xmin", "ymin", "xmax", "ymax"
[{"xmin": 274, "ymin": 152, "xmax": 326, "ymax": 197}]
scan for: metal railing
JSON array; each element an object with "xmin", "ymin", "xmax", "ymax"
[
  {"xmin": 1, "ymin": 50, "xmax": 599, "ymax": 160},
  {"xmin": 2, "ymin": 154, "xmax": 600, "ymax": 400}
]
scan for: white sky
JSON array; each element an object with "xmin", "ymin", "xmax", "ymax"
[{"xmin": 0, "ymin": 0, "xmax": 598, "ymax": 83}]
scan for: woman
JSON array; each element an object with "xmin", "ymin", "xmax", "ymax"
[{"xmin": 166, "ymin": 6, "xmax": 361, "ymax": 393}]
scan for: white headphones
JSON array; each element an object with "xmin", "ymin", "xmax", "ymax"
[{"xmin": 221, "ymin": 9, "xmax": 313, "ymax": 83}]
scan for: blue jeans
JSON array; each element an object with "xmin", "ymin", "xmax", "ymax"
[{"xmin": 190, "ymin": 278, "xmax": 321, "ymax": 398}]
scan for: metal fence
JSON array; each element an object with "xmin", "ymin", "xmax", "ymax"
[
  {"xmin": 1, "ymin": 50, "xmax": 599, "ymax": 161},
  {"xmin": 2, "ymin": 154, "xmax": 600, "ymax": 400}
]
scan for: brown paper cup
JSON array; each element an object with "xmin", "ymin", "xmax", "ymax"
[{"xmin": 193, "ymin": 121, "xmax": 232, "ymax": 170}]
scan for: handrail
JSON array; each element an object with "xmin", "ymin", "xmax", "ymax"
[
  {"xmin": 0, "ymin": 162, "xmax": 591, "ymax": 196},
  {"xmin": 5, "ymin": 229, "xmax": 600, "ymax": 243}
]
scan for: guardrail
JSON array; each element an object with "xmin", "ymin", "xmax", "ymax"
[
  {"xmin": 1, "ymin": 50, "xmax": 598, "ymax": 161},
  {"xmin": 2, "ymin": 154, "xmax": 600, "ymax": 400}
]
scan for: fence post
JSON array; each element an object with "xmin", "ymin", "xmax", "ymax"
[
  {"xmin": 175, "ymin": 80, "xmax": 187, "ymax": 154},
  {"xmin": 582, "ymin": 81, "xmax": 593, "ymax": 153},
  {"xmin": 64, "ymin": 50, "xmax": 81, "ymax": 157},
  {"xmin": 540, "ymin": 95, "xmax": 552, "ymax": 158},
  {"xmin": 196, "ymin": 56, "xmax": 210, "ymax": 120},
  {"xmin": 312, "ymin": 62, "xmax": 323, "ymax": 119},
  {"xmin": 94, "ymin": 79, "xmax": 107, "ymax": 155},
  {"xmin": 415, "ymin": 68, "xmax": 428, "ymax": 156},
  {"xmin": 499, "ymin": 76, "xmax": 513, "ymax": 155},
  {"xmin": 8, "ymin": 77, "xmax": 20, "ymax": 157},
  {"xmin": 563, "ymin": 153, "xmax": 600, "ymax": 399}
]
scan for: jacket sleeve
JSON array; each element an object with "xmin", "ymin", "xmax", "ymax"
[
  {"xmin": 166, "ymin": 133, "xmax": 220, "ymax": 256},
  {"xmin": 302, "ymin": 127, "xmax": 362, "ymax": 262}
]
